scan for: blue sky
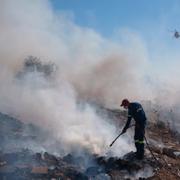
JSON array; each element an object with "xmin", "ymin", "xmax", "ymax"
[
  {"xmin": 51, "ymin": 0, "xmax": 180, "ymax": 37},
  {"xmin": 50, "ymin": 0, "xmax": 180, "ymax": 77}
]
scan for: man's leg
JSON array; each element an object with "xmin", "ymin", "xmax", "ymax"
[
  {"xmin": 134, "ymin": 126, "xmax": 140, "ymax": 155},
  {"xmin": 137, "ymin": 125, "xmax": 145, "ymax": 159},
  {"xmin": 134, "ymin": 124, "xmax": 145, "ymax": 159}
]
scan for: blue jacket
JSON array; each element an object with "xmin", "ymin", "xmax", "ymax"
[{"xmin": 124, "ymin": 102, "xmax": 147, "ymax": 130}]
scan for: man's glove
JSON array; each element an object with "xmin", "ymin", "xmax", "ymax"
[{"xmin": 121, "ymin": 128, "xmax": 127, "ymax": 134}]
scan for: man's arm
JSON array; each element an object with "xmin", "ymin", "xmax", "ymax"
[{"xmin": 122, "ymin": 112, "xmax": 132, "ymax": 133}]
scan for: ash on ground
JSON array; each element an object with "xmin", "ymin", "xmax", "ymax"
[{"xmin": 0, "ymin": 109, "xmax": 180, "ymax": 180}]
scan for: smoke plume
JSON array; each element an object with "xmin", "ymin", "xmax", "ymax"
[{"xmin": 0, "ymin": 0, "xmax": 179, "ymax": 157}]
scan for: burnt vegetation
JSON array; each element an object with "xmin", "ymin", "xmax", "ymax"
[
  {"xmin": 16, "ymin": 56, "xmax": 57, "ymax": 79},
  {"xmin": 0, "ymin": 107, "xmax": 180, "ymax": 180}
]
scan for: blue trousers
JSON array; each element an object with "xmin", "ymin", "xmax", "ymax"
[{"xmin": 134, "ymin": 123, "xmax": 145, "ymax": 159}]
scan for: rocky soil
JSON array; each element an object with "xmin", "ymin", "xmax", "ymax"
[{"xmin": 0, "ymin": 109, "xmax": 179, "ymax": 180}]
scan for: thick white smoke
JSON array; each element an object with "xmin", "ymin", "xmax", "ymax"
[
  {"xmin": 0, "ymin": 0, "xmax": 151, "ymax": 106},
  {"xmin": 0, "ymin": 0, "xmax": 179, "ymax": 156},
  {"xmin": 0, "ymin": 0, "xmax": 141, "ymax": 155}
]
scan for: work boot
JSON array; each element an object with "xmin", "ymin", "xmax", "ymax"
[
  {"xmin": 136, "ymin": 153, "xmax": 144, "ymax": 160},
  {"xmin": 135, "ymin": 142, "xmax": 144, "ymax": 160},
  {"xmin": 137, "ymin": 144, "xmax": 144, "ymax": 160},
  {"xmin": 135, "ymin": 142, "xmax": 141, "ymax": 159},
  {"xmin": 135, "ymin": 142, "xmax": 139, "ymax": 153}
]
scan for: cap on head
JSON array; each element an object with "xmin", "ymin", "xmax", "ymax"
[{"xmin": 120, "ymin": 99, "xmax": 129, "ymax": 107}]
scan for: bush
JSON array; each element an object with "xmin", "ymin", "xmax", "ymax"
[
  {"xmin": 16, "ymin": 56, "xmax": 57, "ymax": 80},
  {"xmin": 23, "ymin": 56, "xmax": 57, "ymax": 76}
]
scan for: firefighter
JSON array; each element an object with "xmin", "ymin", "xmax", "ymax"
[{"xmin": 120, "ymin": 99, "xmax": 147, "ymax": 160}]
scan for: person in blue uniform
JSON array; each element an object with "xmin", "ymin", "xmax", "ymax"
[{"xmin": 121, "ymin": 99, "xmax": 147, "ymax": 160}]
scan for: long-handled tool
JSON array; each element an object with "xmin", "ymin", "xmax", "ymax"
[
  {"xmin": 109, "ymin": 124, "xmax": 135, "ymax": 147},
  {"xmin": 109, "ymin": 131, "xmax": 124, "ymax": 147}
]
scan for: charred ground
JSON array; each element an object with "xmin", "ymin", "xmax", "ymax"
[{"xmin": 0, "ymin": 107, "xmax": 180, "ymax": 180}]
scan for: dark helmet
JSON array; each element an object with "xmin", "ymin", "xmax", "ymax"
[{"xmin": 120, "ymin": 99, "xmax": 129, "ymax": 107}]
